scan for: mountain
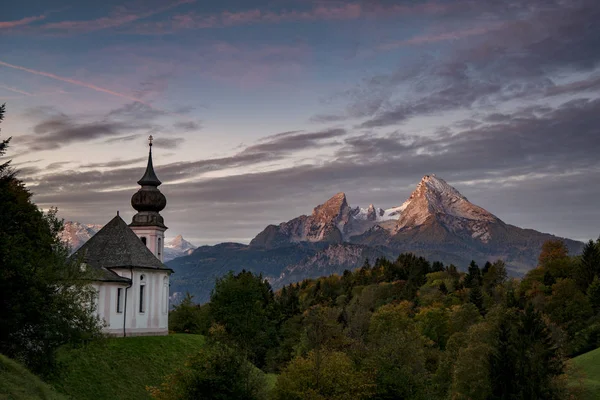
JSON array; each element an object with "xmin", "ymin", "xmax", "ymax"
[
  {"xmin": 61, "ymin": 221, "xmax": 102, "ymax": 252},
  {"xmin": 164, "ymin": 235, "xmax": 196, "ymax": 261},
  {"xmin": 61, "ymin": 221, "xmax": 195, "ymax": 262},
  {"xmin": 167, "ymin": 174, "xmax": 583, "ymax": 302}
]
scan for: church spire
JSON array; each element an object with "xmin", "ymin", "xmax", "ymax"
[{"xmin": 137, "ymin": 135, "xmax": 162, "ymax": 187}]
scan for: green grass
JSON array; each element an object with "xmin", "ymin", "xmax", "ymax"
[
  {"xmin": 51, "ymin": 334, "xmax": 205, "ymax": 400},
  {"xmin": 571, "ymin": 347, "xmax": 600, "ymax": 400},
  {"xmin": 0, "ymin": 354, "xmax": 67, "ymax": 400}
]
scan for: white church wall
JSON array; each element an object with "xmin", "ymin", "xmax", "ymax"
[{"xmin": 102, "ymin": 268, "xmax": 170, "ymax": 337}]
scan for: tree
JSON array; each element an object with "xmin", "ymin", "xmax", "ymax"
[
  {"xmin": 0, "ymin": 103, "xmax": 12, "ymax": 178},
  {"xmin": 209, "ymin": 270, "xmax": 279, "ymax": 367},
  {"xmin": 483, "ymin": 260, "xmax": 508, "ymax": 293},
  {"xmin": 149, "ymin": 342, "xmax": 268, "ymax": 400},
  {"xmin": 0, "ymin": 107, "xmax": 102, "ymax": 374},
  {"xmin": 489, "ymin": 306, "xmax": 565, "ymax": 400},
  {"xmin": 538, "ymin": 240, "xmax": 569, "ymax": 268},
  {"xmin": 464, "ymin": 261, "xmax": 482, "ymax": 288},
  {"xmin": 469, "ymin": 286, "xmax": 485, "ymax": 314},
  {"xmin": 576, "ymin": 240, "xmax": 600, "ymax": 291},
  {"xmin": 169, "ymin": 293, "xmax": 211, "ymax": 334},
  {"xmin": 588, "ymin": 276, "xmax": 600, "ymax": 312},
  {"xmin": 272, "ymin": 350, "xmax": 374, "ymax": 400},
  {"xmin": 366, "ymin": 302, "xmax": 430, "ymax": 399}
]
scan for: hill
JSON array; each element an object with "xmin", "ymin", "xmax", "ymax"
[
  {"xmin": 572, "ymin": 347, "xmax": 600, "ymax": 400},
  {"xmin": 51, "ymin": 334, "xmax": 205, "ymax": 400},
  {"xmin": 0, "ymin": 354, "xmax": 67, "ymax": 400},
  {"xmin": 168, "ymin": 174, "xmax": 582, "ymax": 302}
]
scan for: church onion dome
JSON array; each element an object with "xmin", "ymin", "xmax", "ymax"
[{"xmin": 131, "ymin": 136, "xmax": 167, "ymax": 213}]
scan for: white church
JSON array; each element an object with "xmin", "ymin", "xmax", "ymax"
[{"xmin": 71, "ymin": 136, "xmax": 173, "ymax": 336}]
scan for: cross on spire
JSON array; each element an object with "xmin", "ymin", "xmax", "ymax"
[{"xmin": 148, "ymin": 135, "xmax": 154, "ymax": 147}]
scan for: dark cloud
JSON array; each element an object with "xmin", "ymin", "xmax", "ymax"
[
  {"xmin": 80, "ymin": 157, "xmax": 147, "ymax": 169},
  {"xmin": 20, "ymin": 113, "xmax": 152, "ymax": 151},
  {"xmin": 242, "ymin": 128, "xmax": 347, "ymax": 154},
  {"xmin": 153, "ymin": 137, "xmax": 185, "ymax": 149},
  {"xmin": 309, "ymin": 114, "xmax": 348, "ymax": 123},
  {"xmin": 337, "ymin": 0, "xmax": 600, "ymax": 128},
  {"xmin": 173, "ymin": 121, "xmax": 201, "ymax": 132}
]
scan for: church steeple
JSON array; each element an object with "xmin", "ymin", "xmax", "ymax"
[
  {"xmin": 137, "ymin": 135, "xmax": 162, "ymax": 187},
  {"xmin": 130, "ymin": 136, "xmax": 168, "ymax": 261}
]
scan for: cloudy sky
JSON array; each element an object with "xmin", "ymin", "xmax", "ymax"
[{"xmin": 1, "ymin": 0, "xmax": 599, "ymax": 245}]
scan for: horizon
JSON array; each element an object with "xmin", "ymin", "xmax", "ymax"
[{"xmin": 2, "ymin": 0, "xmax": 599, "ymax": 245}]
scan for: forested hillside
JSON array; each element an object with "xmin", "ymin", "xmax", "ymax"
[{"xmin": 164, "ymin": 238, "xmax": 600, "ymax": 399}]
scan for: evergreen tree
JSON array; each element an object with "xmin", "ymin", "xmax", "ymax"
[
  {"xmin": 209, "ymin": 270, "xmax": 279, "ymax": 368},
  {"xmin": 469, "ymin": 286, "xmax": 485, "ymax": 314},
  {"xmin": 0, "ymin": 103, "xmax": 12, "ymax": 178},
  {"xmin": 587, "ymin": 276, "xmax": 600, "ymax": 312},
  {"xmin": 576, "ymin": 240, "xmax": 600, "ymax": 291},
  {"xmin": 0, "ymin": 106, "xmax": 101, "ymax": 374},
  {"xmin": 465, "ymin": 261, "xmax": 482, "ymax": 288}
]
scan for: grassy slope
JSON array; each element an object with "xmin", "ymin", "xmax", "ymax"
[
  {"xmin": 52, "ymin": 334, "xmax": 205, "ymax": 400},
  {"xmin": 571, "ymin": 347, "xmax": 600, "ymax": 400},
  {"xmin": 0, "ymin": 354, "xmax": 67, "ymax": 400}
]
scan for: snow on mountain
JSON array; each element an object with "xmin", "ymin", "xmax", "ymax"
[
  {"xmin": 394, "ymin": 174, "xmax": 498, "ymax": 242},
  {"xmin": 61, "ymin": 221, "xmax": 194, "ymax": 261},
  {"xmin": 164, "ymin": 235, "xmax": 196, "ymax": 261},
  {"xmin": 61, "ymin": 221, "xmax": 103, "ymax": 252}
]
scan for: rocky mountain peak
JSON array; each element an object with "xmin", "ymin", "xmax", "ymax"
[
  {"xmin": 166, "ymin": 235, "xmax": 196, "ymax": 252},
  {"xmin": 396, "ymin": 175, "xmax": 499, "ymax": 241},
  {"xmin": 312, "ymin": 192, "xmax": 349, "ymax": 221}
]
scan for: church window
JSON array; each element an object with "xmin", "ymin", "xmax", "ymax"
[
  {"xmin": 141, "ymin": 236, "xmax": 147, "ymax": 245},
  {"xmin": 158, "ymin": 237, "xmax": 161, "ymax": 257},
  {"xmin": 116, "ymin": 288, "xmax": 123, "ymax": 313},
  {"xmin": 139, "ymin": 275, "xmax": 146, "ymax": 313}
]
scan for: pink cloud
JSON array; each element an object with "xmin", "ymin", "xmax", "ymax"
[
  {"xmin": 0, "ymin": 59, "xmax": 151, "ymax": 105},
  {"xmin": 129, "ymin": 1, "xmax": 454, "ymax": 34},
  {"xmin": 0, "ymin": 15, "xmax": 45, "ymax": 29},
  {"xmin": 41, "ymin": 0, "xmax": 195, "ymax": 33},
  {"xmin": 378, "ymin": 24, "xmax": 505, "ymax": 50}
]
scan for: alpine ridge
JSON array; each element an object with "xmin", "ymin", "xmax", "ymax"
[
  {"xmin": 167, "ymin": 174, "xmax": 584, "ymax": 303},
  {"xmin": 60, "ymin": 221, "xmax": 195, "ymax": 262}
]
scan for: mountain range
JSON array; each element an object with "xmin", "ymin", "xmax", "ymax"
[
  {"xmin": 60, "ymin": 222, "xmax": 196, "ymax": 262},
  {"xmin": 166, "ymin": 174, "xmax": 584, "ymax": 303}
]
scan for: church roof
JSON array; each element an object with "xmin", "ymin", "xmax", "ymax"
[{"xmin": 70, "ymin": 215, "xmax": 173, "ymax": 280}]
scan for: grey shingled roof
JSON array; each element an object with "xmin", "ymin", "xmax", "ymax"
[{"xmin": 70, "ymin": 215, "xmax": 173, "ymax": 282}]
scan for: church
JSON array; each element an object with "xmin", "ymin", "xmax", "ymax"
[{"xmin": 71, "ymin": 136, "xmax": 173, "ymax": 336}]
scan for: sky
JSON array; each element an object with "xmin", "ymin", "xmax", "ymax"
[{"xmin": 1, "ymin": 0, "xmax": 599, "ymax": 245}]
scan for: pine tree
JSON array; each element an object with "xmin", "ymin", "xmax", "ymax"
[
  {"xmin": 587, "ymin": 276, "xmax": 600, "ymax": 312},
  {"xmin": 576, "ymin": 240, "xmax": 600, "ymax": 291},
  {"xmin": 0, "ymin": 103, "xmax": 13, "ymax": 178},
  {"xmin": 469, "ymin": 285, "xmax": 485, "ymax": 314},
  {"xmin": 465, "ymin": 260, "xmax": 482, "ymax": 288}
]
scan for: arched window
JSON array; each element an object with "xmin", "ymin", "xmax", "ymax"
[
  {"xmin": 141, "ymin": 236, "xmax": 147, "ymax": 246},
  {"xmin": 158, "ymin": 237, "xmax": 161, "ymax": 257},
  {"xmin": 139, "ymin": 275, "xmax": 146, "ymax": 313},
  {"xmin": 162, "ymin": 276, "xmax": 169, "ymax": 314}
]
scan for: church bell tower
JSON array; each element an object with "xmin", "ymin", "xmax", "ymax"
[{"xmin": 130, "ymin": 135, "xmax": 167, "ymax": 262}]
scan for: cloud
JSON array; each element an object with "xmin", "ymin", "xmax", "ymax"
[
  {"xmin": 81, "ymin": 157, "xmax": 147, "ymax": 169},
  {"xmin": 324, "ymin": 0, "xmax": 600, "ymax": 128},
  {"xmin": 173, "ymin": 121, "xmax": 201, "ymax": 132},
  {"xmin": 40, "ymin": 0, "xmax": 195, "ymax": 33},
  {"xmin": 241, "ymin": 128, "xmax": 347, "ymax": 154},
  {"xmin": 153, "ymin": 137, "xmax": 185, "ymax": 149},
  {"xmin": 0, "ymin": 59, "xmax": 154, "ymax": 106},
  {"xmin": 0, "ymin": 84, "xmax": 32, "ymax": 96},
  {"xmin": 128, "ymin": 1, "xmax": 453, "ymax": 34},
  {"xmin": 0, "ymin": 15, "xmax": 45, "ymax": 29}
]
